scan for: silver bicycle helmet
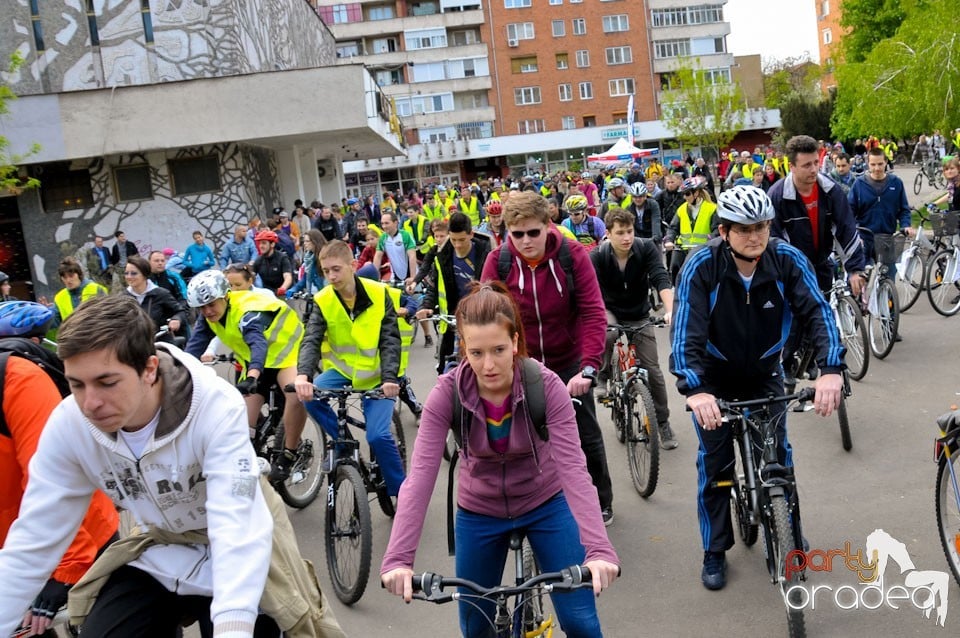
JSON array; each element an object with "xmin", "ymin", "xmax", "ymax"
[
  {"xmin": 607, "ymin": 177, "xmax": 625, "ymax": 189},
  {"xmin": 717, "ymin": 185, "xmax": 775, "ymax": 225},
  {"xmin": 187, "ymin": 270, "xmax": 230, "ymax": 308},
  {"xmin": 630, "ymin": 182, "xmax": 648, "ymax": 197}
]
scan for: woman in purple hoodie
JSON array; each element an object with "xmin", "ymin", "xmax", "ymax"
[{"xmin": 381, "ymin": 282, "xmax": 619, "ymax": 637}]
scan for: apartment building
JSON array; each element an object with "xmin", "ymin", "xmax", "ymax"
[{"xmin": 815, "ymin": 0, "xmax": 842, "ymax": 91}]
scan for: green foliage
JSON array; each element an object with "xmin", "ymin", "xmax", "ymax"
[
  {"xmin": 661, "ymin": 57, "xmax": 745, "ymax": 158},
  {"xmin": 1, "ymin": 51, "xmax": 40, "ymax": 195},
  {"xmin": 832, "ymin": 0, "xmax": 960, "ymax": 138},
  {"xmin": 762, "ymin": 57, "xmax": 822, "ymax": 109},
  {"xmin": 779, "ymin": 94, "xmax": 834, "ymax": 142},
  {"xmin": 839, "ymin": 0, "xmax": 910, "ymax": 63}
]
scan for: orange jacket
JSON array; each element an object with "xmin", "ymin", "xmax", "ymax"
[{"xmin": 0, "ymin": 356, "xmax": 118, "ymax": 584}]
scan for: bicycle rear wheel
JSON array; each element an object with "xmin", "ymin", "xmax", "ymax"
[
  {"xmin": 926, "ymin": 249, "xmax": 960, "ymax": 316},
  {"xmin": 896, "ymin": 250, "xmax": 925, "ymax": 312},
  {"xmin": 626, "ymin": 381, "xmax": 660, "ymax": 497},
  {"xmin": 935, "ymin": 452, "xmax": 960, "ymax": 588},
  {"xmin": 868, "ymin": 278, "xmax": 899, "ymax": 359},
  {"xmin": 770, "ymin": 496, "xmax": 806, "ymax": 638},
  {"xmin": 325, "ymin": 464, "xmax": 372, "ymax": 605},
  {"xmin": 836, "ymin": 296, "xmax": 869, "ymax": 381},
  {"xmin": 936, "ymin": 168, "xmax": 947, "ymax": 190},
  {"xmin": 274, "ymin": 417, "xmax": 324, "ymax": 509}
]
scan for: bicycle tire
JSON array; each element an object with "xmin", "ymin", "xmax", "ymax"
[
  {"xmin": 770, "ymin": 496, "xmax": 806, "ymax": 638},
  {"xmin": 896, "ymin": 251, "xmax": 925, "ymax": 311},
  {"xmin": 937, "ymin": 168, "xmax": 947, "ymax": 190},
  {"xmin": 837, "ymin": 392, "xmax": 852, "ymax": 452},
  {"xmin": 521, "ymin": 539, "xmax": 548, "ymax": 634},
  {"xmin": 926, "ymin": 249, "xmax": 960, "ymax": 316},
  {"xmin": 626, "ymin": 381, "xmax": 660, "ymax": 497},
  {"xmin": 836, "ymin": 296, "xmax": 869, "ymax": 381},
  {"xmin": 325, "ymin": 464, "xmax": 372, "ymax": 605},
  {"xmin": 393, "ymin": 407, "xmax": 408, "ymax": 474},
  {"xmin": 274, "ymin": 416, "xmax": 324, "ymax": 509},
  {"xmin": 611, "ymin": 386, "xmax": 627, "ymax": 444},
  {"xmin": 732, "ymin": 449, "xmax": 758, "ymax": 546},
  {"xmin": 868, "ymin": 278, "xmax": 899, "ymax": 359},
  {"xmin": 914, "ymin": 171, "xmax": 924, "ymax": 196},
  {"xmin": 935, "ymin": 453, "xmax": 960, "ymax": 588}
]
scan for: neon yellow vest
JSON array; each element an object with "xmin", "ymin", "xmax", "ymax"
[
  {"xmin": 677, "ymin": 201, "xmax": 717, "ymax": 247},
  {"xmin": 386, "ymin": 287, "xmax": 413, "ymax": 376},
  {"xmin": 403, "ymin": 216, "xmax": 429, "ymax": 253},
  {"xmin": 316, "ymin": 278, "xmax": 389, "ymax": 389},
  {"xmin": 459, "ymin": 197, "xmax": 480, "ymax": 227},
  {"xmin": 423, "ymin": 201, "xmax": 444, "ymax": 221},
  {"xmin": 206, "ymin": 291, "xmax": 303, "ymax": 370},
  {"xmin": 54, "ymin": 281, "xmax": 106, "ymax": 321}
]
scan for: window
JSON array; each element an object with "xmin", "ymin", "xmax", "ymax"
[
  {"xmin": 371, "ymin": 37, "xmax": 398, "ymax": 53},
  {"xmin": 559, "ymin": 83, "xmax": 573, "ymax": 101},
  {"xmin": 395, "ymin": 93, "xmax": 455, "ymax": 115},
  {"xmin": 451, "ymin": 29, "xmax": 480, "ymax": 46},
  {"xmin": 556, "ymin": 53, "xmax": 569, "ymax": 69},
  {"xmin": 457, "ymin": 121, "xmax": 494, "ymax": 139},
  {"xmin": 36, "ymin": 164, "xmax": 94, "ymax": 211},
  {"xmin": 511, "ymin": 56, "xmax": 538, "ymax": 73},
  {"xmin": 822, "ymin": 28, "xmax": 832, "ymax": 44},
  {"xmin": 506, "ymin": 22, "xmax": 535, "ymax": 40},
  {"xmin": 701, "ymin": 67, "xmax": 731, "ymax": 84},
  {"xmin": 409, "ymin": 1, "xmax": 438, "ymax": 16},
  {"xmin": 514, "ymin": 87, "xmax": 542, "ymax": 105},
  {"xmin": 651, "ymin": 5, "xmax": 723, "ymax": 27},
  {"xmin": 549, "ymin": 0, "xmax": 562, "ymax": 4},
  {"xmin": 821, "ymin": 0, "xmax": 829, "ymax": 16},
  {"xmin": 86, "ymin": 0, "xmax": 100, "ymax": 46},
  {"xmin": 505, "ymin": 0, "xmax": 531, "ymax": 6},
  {"xmin": 572, "ymin": 18, "xmax": 586, "ymax": 35},
  {"xmin": 113, "ymin": 165, "xmax": 153, "ymax": 202},
  {"xmin": 518, "ymin": 119, "xmax": 546, "ymax": 134},
  {"xmin": 575, "ymin": 49, "xmax": 590, "ymax": 67},
  {"xmin": 561, "ymin": 115, "xmax": 576, "ymax": 130},
  {"xmin": 605, "ymin": 45, "xmax": 632, "ymax": 65},
  {"xmin": 336, "ymin": 42, "xmax": 361, "ymax": 58},
  {"xmin": 405, "ymin": 27, "xmax": 447, "ymax": 49},
  {"xmin": 570, "ymin": 0, "xmax": 582, "ymax": 3},
  {"xmin": 552, "ymin": 20, "xmax": 565, "ymax": 37},
  {"xmin": 319, "ymin": 4, "xmax": 362, "ymax": 24},
  {"xmin": 169, "ymin": 156, "xmax": 221, "ymax": 197},
  {"xmin": 374, "ymin": 69, "xmax": 402, "ymax": 86},
  {"xmin": 602, "ymin": 14, "xmax": 628, "ymax": 33},
  {"xmin": 583, "ymin": 115, "xmax": 596, "ymax": 127},
  {"xmin": 608, "ymin": 78, "xmax": 635, "ymax": 97},
  {"xmin": 690, "ymin": 36, "xmax": 725, "ymax": 55},
  {"xmin": 654, "ymin": 38, "xmax": 690, "ymax": 59},
  {"xmin": 367, "ymin": 5, "xmax": 395, "ymax": 20},
  {"xmin": 140, "ymin": 0, "xmax": 153, "ymax": 44},
  {"xmin": 579, "ymin": 81, "xmax": 593, "ymax": 99}
]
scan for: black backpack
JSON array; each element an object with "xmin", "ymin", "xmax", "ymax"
[
  {"xmin": 496, "ymin": 236, "xmax": 577, "ymax": 297},
  {"xmin": 0, "ymin": 337, "xmax": 70, "ymax": 437}
]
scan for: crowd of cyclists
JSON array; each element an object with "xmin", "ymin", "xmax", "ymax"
[{"xmin": 0, "ymin": 125, "xmax": 957, "ymax": 637}]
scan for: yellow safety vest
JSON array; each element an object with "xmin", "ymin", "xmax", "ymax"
[
  {"xmin": 54, "ymin": 281, "xmax": 106, "ymax": 321},
  {"xmin": 206, "ymin": 291, "xmax": 303, "ymax": 371},
  {"xmin": 883, "ymin": 142, "xmax": 898, "ymax": 161},
  {"xmin": 555, "ymin": 223, "xmax": 577, "ymax": 241},
  {"xmin": 772, "ymin": 157, "xmax": 790, "ymax": 178},
  {"xmin": 316, "ymin": 278, "xmax": 389, "ymax": 389},
  {"xmin": 488, "ymin": 192, "xmax": 501, "ymax": 203},
  {"xmin": 441, "ymin": 197, "xmax": 457, "ymax": 213},
  {"xmin": 740, "ymin": 162, "xmax": 760, "ymax": 179},
  {"xmin": 459, "ymin": 197, "xmax": 481, "ymax": 227},
  {"xmin": 423, "ymin": 202, "xmax": 443, "ymax": 221},
  {"xmin": 676, "ymin": 201, "xmax": 717, "ymax": 247},
  {"xmin": 402, "ymin": 216, "xmax": 429, "ymax": 253},
  {"xmin": 386, "ymin": 287, "xmax": 413, "ymax": 376}
]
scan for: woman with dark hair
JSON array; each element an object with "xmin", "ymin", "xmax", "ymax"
[
  {"xmin": 381, "ymin": 281, "xmax": 619, "ymax": 637},
  {"xmin": 123, "ymin": 255, "xmax": 187, "ymax": 343},
  {"xmin": 285, "ymin": 229, "xmax": 326, "ymax": 299}
]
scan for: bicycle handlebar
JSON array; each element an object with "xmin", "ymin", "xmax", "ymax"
[
  {"xmin": 282, "ymin": 383, "xmax": 387, "ymax": 400},
  {"xmin": 607, "ymin": 317, "xmax": 666, "ymax": 335},
  {"xmin": 684, "ymin": 387, "xmax": 816, "ymax": 412},
  {"xmin": 411, "ymin": 565, "xmax": 597, "ymax": 603}
]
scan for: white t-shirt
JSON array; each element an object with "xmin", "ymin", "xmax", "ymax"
[{"xmin": 118, "ymin": 409, "xmax": 162, "ymax": 458}]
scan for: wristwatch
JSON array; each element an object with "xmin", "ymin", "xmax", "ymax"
[{"xmin": 581, "ymin": 366, "xmax": 598, "ymax": 387}]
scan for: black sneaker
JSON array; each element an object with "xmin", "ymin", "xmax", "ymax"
[
  {"xmin": 269, "ymin": 448, "xmax": 296, "ymax": 482},
  {"xmin": 701, "ymin": 551, "xmax": 727, "ymax": 590},
  {"xmin": 424, "ymin": 334, "xmax": 434, "ymax": 348},
  {"xmin": 601, "ymin": 507, "xmax": 614, "ymax": 527},
  {"xmin": 659, "ymin": 422, "xmax": 679, "ymax": 450}
]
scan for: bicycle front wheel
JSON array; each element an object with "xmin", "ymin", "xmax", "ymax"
[
  {"xmin": 274, "ymin": 416, "xmax": 324, "ymax": 509},
  {"xmin": 837, "ymin": 392, "xmax": 853, "ymax": 452},
  {"xmin": 626, "ymin": 381, "xmax": 660, "ymax": 497},
  {"xmin": 325, "ymin": 464, "xmax": 373, "ymax": 605},
  {"xmin": 836, "ymin": 295, "xmax": 869, "ymax": 381},
  {"xmin": 926, "ymin": 249, "xmax": 960, "ymax": 316},
  {"xmin": 520, "ymin": 540, "xmax": 550, "ymax": 634},
  {"xmin": 771, "ymin": 496, "xmax": 807, "ymax": 638},
  {"xmin": 896, "ymin": 250, "xmax": 925, "ymax": 312},
  {"xmin": 936, "ymin": 168, "xmax": 947, "ymax": 190},
  {"xmin": 914, "ymin": 171, "xmax": 924, "ymax": 195},
  {"xmin": 936, "ymin": 452, "xmax": 960, "ymax": 588},
  {"xmin": 868, "ymin": 278, "xmax": 899, "ymax": 359}
]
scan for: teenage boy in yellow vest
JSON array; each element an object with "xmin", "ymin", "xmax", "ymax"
[
  {"xmin": 294, "ymin": 240, "xmax": 405, "ymax": 496},
  {"xmin": 43, "ymin": 257, "xmax": 108, "ymax": 328}
]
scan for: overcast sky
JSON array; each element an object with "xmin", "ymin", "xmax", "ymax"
[{"xmin": 725, "ymin": 0, "xmax": 821, "ymax": 64}]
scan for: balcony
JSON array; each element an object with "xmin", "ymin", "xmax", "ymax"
[
  {"xmin": 401, "ymin": 106, "xmax": 496, "ymax": 129},
  {"xmin": 380, "ymin": 74, "xmax": 492, "ymax": 96},
  {"xmin": 650, "ymin": 21, "xmax": 731, "ymax": 40},
  {"xmin": 653, "ymin": 52, "xmax": 733, "ymax": 74},
  {"xmin": 329, "ymin": 9, "xmax": 484, "ymax": 40},
  {"xmin": 338, "ymin": 43, "xmax": 487, "ymax": 67},
  {"xmin": 647, "ymin": 0, "xmax": 727, "ymax": 8}
]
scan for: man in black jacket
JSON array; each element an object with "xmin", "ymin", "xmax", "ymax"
[
  {"xmin": 415, "ymin": 212, "xmax": 492, "ymax": 374},
  {"xmin": 109, "ymin": 230, "xmax": 139, "ymax": 267}
]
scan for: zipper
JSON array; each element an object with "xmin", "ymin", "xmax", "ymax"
[
  {"xmin": 134, "ymin": 457, "xmax": 175, "ymax": 529},
  {"xmin": 500, "ymin": 459, "xmax": 510, "ymax": 518}
]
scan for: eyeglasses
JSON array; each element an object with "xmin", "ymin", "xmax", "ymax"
[
  {"xmin": 510, "ymin": 228, "xmax": 543, "ymax": 239},
  {"xmin": 729, "ymin": 224, "xmax": 771, "ymax": 238}
]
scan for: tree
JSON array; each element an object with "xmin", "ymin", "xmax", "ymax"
[
  {"xmin": 839, "ymin": 0, "xmax": 909, "ymax": 64},
  {"xmin": 660, "ymin": 57, "xmax": 745, "ymax": 159},
  {"xmin": 0, "ymin": 52, "xmax": 40, "ymax": 195},
  {"xmin": 832, "ymin": 0, "xmax": 960, "ymax": 138},
  {"xmin": 762, "ymin": 56, "xmax": 822, "ymax": 109},
  {"xmin": 778, "ymin": 94, "xmax": 834, "ymax": 144}
]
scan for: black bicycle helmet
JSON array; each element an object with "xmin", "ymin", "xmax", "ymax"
[{"xmin": 0, "ymin": 301, "xmax": 55, "ymax": 338}]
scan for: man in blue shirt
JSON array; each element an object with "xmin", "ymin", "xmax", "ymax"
[
  {"xmin": 219, "ymin": 224, "xmax": 257, "ymax": 268},
  {"xmin": 182, "ymin": 231, "xmax": 216, "ymax": 279}
]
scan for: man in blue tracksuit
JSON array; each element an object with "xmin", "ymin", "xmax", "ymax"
[{"xmin": 670, "ymin": 185, "xmax": 846, "ymax": 591}]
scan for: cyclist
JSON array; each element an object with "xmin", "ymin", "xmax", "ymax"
[
  {"xmin": 626, "ymin": 182, "xmax": 663, "ymax": 243},
  {"xmin": 373, "ymin": 211, "xmax": 419, "ymax": 288},
  {"xmin": 184, "ymin": 270, "xmax": 307, "ymax": 483},
  {"xmin": 591, "ymin": 208, "xmax": 677, "ymax": 449},
  {"xmin": 670, "ymin": 185, "xmax": 845, "ymax": 591},
  {"xmin": 381, "ymin": 282, "xmax": 620, "ymax": 636},
  {"xmin": 477, "ymin": 200, "xmax": 507, "ymax": 247},
  {"xmin": 561, "ymin": 195, "xmax": 606, "ymax": 250},
  {"xmin": 294, "ymin": 240, "xmax": 405, "ymax": 497},
  {"xmin": 663, "ymin": 177, "xmax": 719, "ymax": 281},
  {"xmin": 0, "ymin": 301, "xmax": 119, "ymax": 637},
  {"xmin": 598, "ymin": 177, "xmax": 632, "ymax": 219},
  {"xmin": 0, "ymin": 295, "xmax": 340, "ymax": 638},
  {"xmin": 416, "ymin": 212, "xmax": 492, "ymax": 374},
  {"xmin": 42, "ymin": 258, "xmax": 108, "ymax": 328},
  {"xmin": 252, "ymin": 230, "xmax": 293, "ymax": 296}
]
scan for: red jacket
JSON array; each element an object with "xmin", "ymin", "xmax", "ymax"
[
  {"xmin": 481, "ymin": 227, "xmax": 606, "ymax": 373},
  {"xmin": 1, "ymin": 357, "xmax": 118, "ymax": 584}
]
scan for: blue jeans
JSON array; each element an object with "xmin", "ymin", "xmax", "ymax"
[
  {"xmin": 455, "ymin": 493, "xmax": 602, "ymax": 638},
  {"xmin": 303, "ymin": 369, "xmax": 405, "ymax": 496}
]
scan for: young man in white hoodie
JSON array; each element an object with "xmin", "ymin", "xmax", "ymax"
[{"xmin": 0, "ymin": 295, "xmax": 317, "ymax": 638}]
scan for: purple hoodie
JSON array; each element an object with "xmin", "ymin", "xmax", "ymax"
[{"xmin": 380, "ymin": 358, "xmax": 619, "ymax": 574}]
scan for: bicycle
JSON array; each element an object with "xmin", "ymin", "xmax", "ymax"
[
  {"xmin": 410, "ymin": 533, "xmax": 598, "ymax": 638},
  {"xmin": 858, "ymin": 230, "xmax": 902, "ymax": 359},
  {"xmin": 299, "ymin": 385, "xmax": 407, "ymax": 605},
  {"xmin": 914, "ymin": 159, "xmax": 946, "ymax": 195},
  {"xmin": 600, "ymin": 319, "xmax": 663, "ymax": 497},
  {"xmin": 935, "ymin": 406, "xmax": 960, "ymax": 588},
  {"xmin": 895, "ymin": 204, "xmax": 940, "ymax": 311},
  {"xmin": 923, "ymin": 213, "xmax": 960, "ymax": 316},
  {"xmin": 700, "ymin": 388, "xmax": 816, "ymax": 638}
]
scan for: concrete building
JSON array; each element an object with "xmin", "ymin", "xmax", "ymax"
[
  {"xmin": 732, "ymin": 54, "xmax": 764, "ymax": 109},
  {"xmin": 0, "ymin": 0, "xmax": 403, "ymax": 300},
  {"xmin": 815, "ymin": 0, "xmax": 842, "ymax": 91}
]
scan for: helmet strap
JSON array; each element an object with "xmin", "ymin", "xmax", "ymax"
[{"xmin": 724, "ymin": 238, "xmax": 761, "ymax": 264}]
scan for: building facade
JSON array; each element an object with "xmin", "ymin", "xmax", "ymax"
[{"xmin": 815, "ymin": 0, "xmax": 842, "ymax": 91}]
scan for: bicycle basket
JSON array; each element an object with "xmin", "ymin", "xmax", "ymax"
[
  {"xmin": 873, "ymin": 233, "xmax": 906, "ymax": 265},
  {"xmin": 930, "ymin": 211, "xmax": 959, "ymax": 236}
]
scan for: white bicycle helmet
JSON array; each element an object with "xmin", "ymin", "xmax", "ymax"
[
  {"xmin": 187, "ymin": 270, "xmax": 230, "ymax": 308},
  {"xmin": 717, "ymin": 185, "xmax": 775, "ymax": 225},
  {"xmin": 607, "ymin": 177, "xmax": 625, "ymax": 189},
  {"xmin": 631, "ymin": 182, "xmax": 648, "ymax": 197}
]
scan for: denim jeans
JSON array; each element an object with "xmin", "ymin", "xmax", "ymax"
[
  {"xmin": 304, "ymin": 369, "xmax": 405, "ymax": 496},
  {"xmin": 454, "ymin": 493, "xmax": 602, "ymax": 638}
]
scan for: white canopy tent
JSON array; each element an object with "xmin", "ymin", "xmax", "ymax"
[{"xmin": 587, "ymin": 138, "xmax": 660, "ymax": 166}]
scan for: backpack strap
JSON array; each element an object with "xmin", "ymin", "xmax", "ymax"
[
  {"xmin": 520, "ymin": 357, "xmax": 547, "ymax": 441},
  {"xmin": 496, "ymin": 244, "xmax": 511, "ymax": 282},
  {"xmin": 0, "ymin": 352, "xmax": 10, "ymax": 437},
  {"xmin": 556, "ymin": 238, "xmax": 576, "ymax": 298}
]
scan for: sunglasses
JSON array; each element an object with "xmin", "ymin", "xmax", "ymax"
[{"xmin": 510, "ymin": 228, "xmax": 543, "ymax": 239}]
